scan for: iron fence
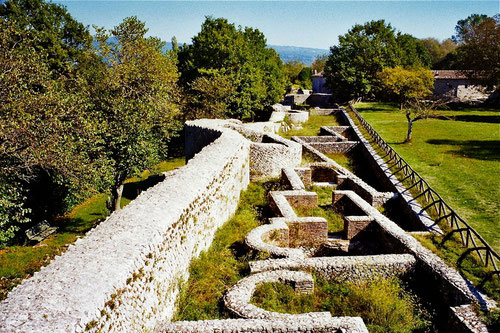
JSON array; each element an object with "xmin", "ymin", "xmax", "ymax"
[{"xmin": 347, "ymin": 103, "xmax": 499, "ymax": 286}]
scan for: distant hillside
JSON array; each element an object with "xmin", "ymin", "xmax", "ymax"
[
  {"xmin": 269, "ymin": 45, "xmax": 329, "ymax": 65},
  {"xmin": 101, "ymin": 38, "xmax": 327, "ymax": 65}
]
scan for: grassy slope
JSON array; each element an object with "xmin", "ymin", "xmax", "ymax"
[
  {"xmin": 0, "ymin": 157, "xmax": 185, "ymax": 300},
  {"xmin": 355, "ymin": 102, "xmax": 499, "ymax": 252}
]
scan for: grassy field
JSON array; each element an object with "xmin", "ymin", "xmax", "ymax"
[
  {"xmin": 354, "ymin": 102, "xmax": 499, "ymax": 252},
  {"xmin": 0, "ymin": 157, "xmax": 185, "ymax": 300},
  {"xmin": 280, "ymin": 114, "xmax": 340, "ymax": 139}
]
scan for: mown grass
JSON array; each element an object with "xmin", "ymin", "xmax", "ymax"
[
  {"xmin": 173, "ymin": 181, "xmax": 277, "ymax": 321},
  {"xmin": 348, "ymin": 103, "xmax": 499, "ymax": 301},
  {"xmin": 0, "ymin": 157, "xmax": 185, "ymax": 301},
  {"xmin": 354, "ymin": 102, "xmax": 499, "ymax": 252},
  {"xmin": 281, "ymin": 114, "xmax": 340, "ymax": 139},
  {"xmin": 251, "ymin": 276, "xmax": 433, "ymax": 332}
]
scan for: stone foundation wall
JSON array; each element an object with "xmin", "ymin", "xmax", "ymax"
[
  {"xmin": 337, "ymin": 108, "xmax": 440, "ymax": 233},
  {"xmin": 0, "ymin": 120, "xmax": 251, "ymax": 332}
]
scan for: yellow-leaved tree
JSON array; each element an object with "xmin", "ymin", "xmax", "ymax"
[{"xmin": 378, "ymin": 66, "xmax": 435, "ymax": 142}]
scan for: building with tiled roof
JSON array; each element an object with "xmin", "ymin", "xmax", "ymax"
[{"xmin": 432, "ymin": 70, "xmax": 491, "ymax": 101}]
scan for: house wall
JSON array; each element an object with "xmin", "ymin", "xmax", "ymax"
[{"xmin": 434, "ymin": 79, "xmax": 489, "ymax": 101}]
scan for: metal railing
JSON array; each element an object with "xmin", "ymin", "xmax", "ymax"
[{"xmin": 347, "ymin": 103, "xmax": 499, "ymax": 286}]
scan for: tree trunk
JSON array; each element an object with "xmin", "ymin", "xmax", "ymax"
[
  {"xmin": 111, "ymin": 173, "xmax": 126, "ymax": 211},
  {"xmin": 406, "ymin": 119, "xmax": 413, "ymax": 142},
  {"xmin": 112, "ymin": 183, "xmax": 124, "ymax": 211}
]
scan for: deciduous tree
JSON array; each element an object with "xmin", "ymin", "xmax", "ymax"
[
  {"xmin": 378, "ymin": 66, "xmax": 435, "ymax": 142},
  {"xmin": 178, "ymin": 17, "xmax": 286, "ymax": 120},
  {"xmin": 324, "ymin": 20, "xmax": 430, "ymax": 101},
  {"xmin": 93, "ymin": 17, "xmax": 180, "ymax": 210}
]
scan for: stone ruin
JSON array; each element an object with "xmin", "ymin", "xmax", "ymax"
[{"xmin": 0, "ymin": 106, "xmax": 496, "ymax": 332}]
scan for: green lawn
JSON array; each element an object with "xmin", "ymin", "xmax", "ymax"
[
  {"xmin": 0, "ymin": 157, "xmax": 185, "ymax": 300},
  {"xmin": 354, "ymin": 102, "xmax": 499, "ymax": 252}
]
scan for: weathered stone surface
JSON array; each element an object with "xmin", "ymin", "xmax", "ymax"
[
  {"xmin": 155, "ymin": 316, "xmax": 369, "ymax": 333},
  {"xmin": 249, "ymin": 254, "xmax": 416, "ymax": 281},
  {"xmin": 336, "ymin": 108, "xmax": 442, "ymax": 233},
  {"xmin": 223, "ymin": 270, "xmax": 319, "ymax": 319}
]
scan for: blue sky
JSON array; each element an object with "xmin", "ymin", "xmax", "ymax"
[{"xmin": 53, "ymin": 1, "xmax": 499, "ymax": 49}]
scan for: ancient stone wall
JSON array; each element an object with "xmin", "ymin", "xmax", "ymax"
[
  {"xmin": 0, "ymin": 120, "xmax": 252, "ymax": 332},
  {"xmin": 336, "ymin": 109, "xmax": 440, "ymax": 233}
]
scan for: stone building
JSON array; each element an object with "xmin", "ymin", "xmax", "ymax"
[
  {"xmin": 312, "ymin": 72, "xmax": 331, "ymax": 93},
  {"xmin": 432, "ymin": 70, "xmax": 491, "ymax": 101}
]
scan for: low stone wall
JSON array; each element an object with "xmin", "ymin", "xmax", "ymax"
[
  {"xmin": 291, "ymin": 134, "xmax": 393, "ymax": 207},
  {"xmin": 287, "ymin": 110, "xmax": 309, "ymax": 123},
  {"xmin": 223, "ymin": 270, "xmax": 318, "ymax": 319},
  {"xmin": 249, "ymin": 254, "xmax": 416, "ymax": 281},
  {"xmin": 156, "ymin": 316, "xmax": 369, "ymax": 333},
  {"xmin": 337, "ymin": 108, "xmax": 441, "ymax": 233},
  {"xmin": 332, "ymin": 190, "xmax": 493, "ymax": 331},
  {"xmin": 0, "ymin": 120, "xmax": 252, "ymax": 332},
  {"xmin": 214, "ymin": 120, "xmax": 301, "ymax": 181}
]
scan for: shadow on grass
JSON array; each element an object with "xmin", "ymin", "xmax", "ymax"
[
  {"xmin": 122, "ymin": 174, "xmax": 165, "ymax": 202},
  {"xmin": 452, "ymin": 115, "xmax": 500, "ymax": 124},
  {"xmin": 426, "ymin": 139, "xmax": 500, "ymax": 161}
]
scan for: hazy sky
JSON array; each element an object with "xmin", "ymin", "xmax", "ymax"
[{"xmin": 53, "ymin": 1, "xmax": 499, "ymax": 49}]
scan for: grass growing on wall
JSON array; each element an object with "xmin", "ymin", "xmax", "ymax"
[
  {"xmin": 281, "ymin": 114, "xmax": 340, "ymax": 139},
  {"xmin": 294, "ymin": 206, "xmax": 344, "ymax": 233},
  {"xmin": 251, "ymin": 276, "xmax": 432, "ymax": 332},
  {"xmin": 324, "ymin": 152, "xmax": 353, "ymax": 171},
  {"xmin": 0, "ymin": 157, "xmax": 185, "ymax": 301},
  {"xmin": 173, "ymin": 181, "xmax": 277, "ymax": 321}
]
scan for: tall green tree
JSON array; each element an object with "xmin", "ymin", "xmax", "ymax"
[
  {"xmin": 0, "ymin": 0, "xmax": 93, "ymax": 74},
  {"xmin": 455, "ymin": 14, "xmax": 499, "ymax": 89},
  {"xmin": 93, "ymin": 17, "xmax": 181, "ymax": 210},
  {"xmin": 420, "ymin": 38, "xmax": 457, "ymax": 67},
  {"xmin": 178, "ymin": 17, "xmax": 286, "ymax": 120},
  {"xmin": 324, "ymin": 20, "xmax": 430, "ymax": 101},
  {"xmin": 0, "ymin": 19, "xmax": 110, "ymax": 245},
  {"xmin": 452, "ymin": 14, "xmax": 489, "ymax": 45}
]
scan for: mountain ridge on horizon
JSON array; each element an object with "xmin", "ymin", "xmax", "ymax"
[{"xmin": 103, "ymin": 37, "xmax": 329, "ymax": 65}]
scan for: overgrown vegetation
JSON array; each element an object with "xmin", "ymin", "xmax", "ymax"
[
  {"xmin": 173, "ymin": 181, "xmax": 277, "ymax": 320},
  {"xmin": 294, "ymin": 185, "xmax": 344, "ymax": 233},
  {"xmin": 324, "ymin": 153, "xmax": 353, "ymax": 171},
  {"xmin": 251, "ymin": 276, "xmax": 433, "ymax": 332},
  {"xmin": 0, "ymin": 157, "xmax": 184, "ymax": 301}
]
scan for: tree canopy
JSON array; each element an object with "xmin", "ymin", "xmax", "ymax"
[
  {"xmin": 378, "ymin": 66, "xmax": 435, "ymax": 142},
  {"xmin": 420, "ymin": 38, "xmax": 456, "ymax": 68},
  {"xmin": 93, "ymin": 17, "xmax": 181, "ymax": 210},
  {"xmin": 324, "ymin": 20, "xmax": 431, "ymax": 101},
  {"xmin": 0, "ymin": 0, "xmax": 93, "ymax": 74},
  {"xmin": 178, "ymin": 17, "xmax": 286, "ymax": 120},
  {"xmin": 454, "ymin": 14, "xmax": 499, "ymax": 88}
]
